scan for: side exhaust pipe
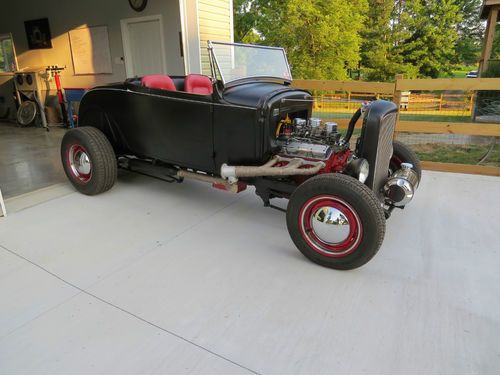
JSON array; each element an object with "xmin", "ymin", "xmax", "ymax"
[{"xmin": 383, "ymin": 163, "xmax": 419, "ymax": 207}]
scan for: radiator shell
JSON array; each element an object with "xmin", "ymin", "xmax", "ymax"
[{"xmin": 356, "ymin": 101, "xmax": 398, "ymax": 199}]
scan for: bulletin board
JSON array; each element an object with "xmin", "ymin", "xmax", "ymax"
[{"xmin": 69, "ymin": 26, "xmax": 112, "ymax": 75}]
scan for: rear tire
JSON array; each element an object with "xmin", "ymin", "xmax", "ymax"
[
  {"xmin": 61, "ymin": 127, "xmax": 117, "ymax": 195},
  {"xmin": 286, "ymin": 173, "xmax": 386, "ymax": 270}
]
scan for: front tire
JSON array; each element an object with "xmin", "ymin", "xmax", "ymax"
[
  {"xmin": 286, "ymin": 174, "xmax": 386, "ymax": 270},
  {"xmin": 61, "ymin": 127, "xmax": 117, "ymax": 195}
]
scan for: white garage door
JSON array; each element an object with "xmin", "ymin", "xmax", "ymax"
[{"xmin": 121, "ymin": 15, "xmax": 168, "ymax": 77}]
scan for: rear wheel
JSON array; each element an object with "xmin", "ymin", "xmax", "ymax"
[
  {"xmin": 61, "ymin": 127, "xmax": 117, "ymax": 195},
  {"xmin": 286, "ymin": 174, "xmax": 386, "ymax": 270},
  {"xmin": 390, "ymin": 140, "xmax": 422, "ymax": 183}
]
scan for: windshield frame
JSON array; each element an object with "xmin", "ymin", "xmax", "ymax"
[{"xmin": 208, "ymin": 40, "xmax": 293, "ymax": 86}]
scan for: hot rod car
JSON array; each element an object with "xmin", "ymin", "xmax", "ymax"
[{"xmin": 61, "ymin": 41, "xmax": 421, "ymax": 270}]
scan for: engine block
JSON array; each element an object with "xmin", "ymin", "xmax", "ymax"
[{"xmin": 276, "ymin": 117, "xmax": 344, "ymax": 161}]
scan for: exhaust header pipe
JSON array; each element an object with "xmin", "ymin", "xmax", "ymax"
[{"xmin": 221, "ymin": 155, "xmax": 325, "ymax": 183}]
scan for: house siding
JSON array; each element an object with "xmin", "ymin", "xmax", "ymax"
[{"xmin": 197, "ymin": 0, "xmax": 233, "ymax": 75}]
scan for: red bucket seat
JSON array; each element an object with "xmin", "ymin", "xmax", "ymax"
[
  {"xmin": 141, "ymin": 75, "xmax": 176, "ymax": 91},
  {"xmin": 185, "ymin": 74, "xmax": 213, "ymax": 95}
]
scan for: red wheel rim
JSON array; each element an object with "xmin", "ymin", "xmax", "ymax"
[
  {"xmin": 66, "ymin": 144, "xmax": 92, "ymax": 183},
  {"xmin": 298, "ymin": 195, "xmax": 362, "ymax": 257}
]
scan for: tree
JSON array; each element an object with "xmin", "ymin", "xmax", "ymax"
[
  {"xmin": 492, "ymin": 28, "xmax": 500, "ymax": 59},
  {"xmin": 235, "ymin": 0, "xmax": 479, "ymax": 81},
  {"xmin": 359, "ymin": 0, "xmax": 393, "ymax": 81},
  {"xmin": 361, "ymin": 0, "xmax": 463, "ymax": 79},
  {"xmin": 234, "ymin": 0, "xmax": 368, "ymax": 80},
  {"xmin": 233, "ymin": 0, "xmax": 261, "ymax": 44},
  {"xmin": 395, "ymin": 0, "xmax": 462, "ymax": 78},
  {"xmin": 360, "ymin": 0, "xmax": 417, "ymax": 81},
  {"xmin": 454, "ymin": 0, "xmax": 484, "ymax": 65}
]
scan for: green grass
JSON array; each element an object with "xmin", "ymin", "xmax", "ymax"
[
  {"xmin": 449, "ymin": 70, "xmax": 468, "ymax": 78},
  {"xmin": 399, "ymin": 114, "xmax": 472, "ymax": 122},
  {"xmin": 439, "ymin": 66, "xmax": 475, "ymax": 78},
  {"xmin": 313, "ymin": 111, "xmax": 473, "ymax": 123},
  {"xmin": 412, "ymin": 143, "xmax": 500, "ymax": 166},
  {"xmin": 312, "ymin": 112, "xmax": 353, "ymax": 120}
]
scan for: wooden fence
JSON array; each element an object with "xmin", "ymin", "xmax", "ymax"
[{"xmin": 292, "ymin": 77, "xmax": 500, "ymax": 177}]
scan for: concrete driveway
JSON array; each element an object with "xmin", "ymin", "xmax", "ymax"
[{"xmin": 1, "ymin": 171, "xmax": 499, "ymax": 374}]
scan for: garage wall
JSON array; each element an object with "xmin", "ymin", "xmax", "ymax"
[
  {"xmin": 198, "ymin": 0, "xmax": 233, "ymax": 75},
  {"xmin": 0, "ymin": 0, "xmax": 185, "ymax": 89}
]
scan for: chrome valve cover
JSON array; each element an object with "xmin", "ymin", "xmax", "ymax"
[{"xmin": 280, "ymin": 141, "xmax": 332, "ymax": 160}]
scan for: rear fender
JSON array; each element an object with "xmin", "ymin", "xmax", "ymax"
[{"xmin": 78, "ymin": 92, "xmax": 130, "ymax": 155}]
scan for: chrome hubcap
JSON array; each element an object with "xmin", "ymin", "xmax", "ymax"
[
  {"xmin": 68, "ymin": 145, "xmax": 92, "ymax": 182},
  {"xmin": 76, "ymin": 152, "xmax": 91, "ymax": 175},
  {"xmin": 299, "ymin": 195, "xmax": 362, "ymax": 257},
  {"xmin": 311, "ymin": 206, "xmax": 351, "ymax": 244}
]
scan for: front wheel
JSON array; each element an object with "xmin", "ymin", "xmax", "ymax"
[
  {"xmin": 286, "ymin": 174, "xmax": 386, "ymax": 270},
  {"xmin": 61, "ymin": 127, "xmax": 117, "ymax": 195}
]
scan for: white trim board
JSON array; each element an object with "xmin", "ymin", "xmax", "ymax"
[{"xmin": 178, "ymin": 0, "xmax": 202, "ymax": 74}]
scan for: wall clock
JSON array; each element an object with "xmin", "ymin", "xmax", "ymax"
[{"xmin": 129, "ymin": 0, "xmax": 147, "ymax": 12}]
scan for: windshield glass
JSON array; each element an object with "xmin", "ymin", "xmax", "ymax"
[{"xmin": 209, "ymin": 41, "xmax": 292, "ymax": 84}]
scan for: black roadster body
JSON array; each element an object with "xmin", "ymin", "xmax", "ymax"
[
  {"xmin": 61, "ymin": 41, "xmax": 421, "ymax": 270},
  {"xmin": 78, "ymin": 76, "xmax": 311, "ymax": 174}
]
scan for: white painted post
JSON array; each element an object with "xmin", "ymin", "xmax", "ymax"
[{"xmin": 0, "ymin": 188, "xmax": 6, "ymax": 217}]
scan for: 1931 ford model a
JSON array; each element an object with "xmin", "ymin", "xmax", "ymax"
[{"xmin": 61, "ymin": 41, "xmax": 421, "ymax": 270}]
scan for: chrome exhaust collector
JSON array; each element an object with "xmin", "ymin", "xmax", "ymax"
[{"xmin": 383, "ymin": 163, "xmax": 419, "ymax": 207}]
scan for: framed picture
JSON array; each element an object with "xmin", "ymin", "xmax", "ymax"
[{"xmin": 24, "ymin": 18, "xmax": 52, "ymax": 49}]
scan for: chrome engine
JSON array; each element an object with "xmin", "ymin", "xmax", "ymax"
[
  {"xmin": 280, "ymin": 141, "xmax": 332, "ymax": 160},
  {"xmin": 276, "ymin": 117, "xmax": 342, "ymax": 160},
  {"xmin": 274, "ymin": 115, "xmax": 370, "ymax": 182},
  {"xmin": 275, "ymin": 101, "xmax": 418, "ymax": 208}
]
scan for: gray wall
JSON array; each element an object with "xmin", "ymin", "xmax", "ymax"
[{"xmin": 0, "ymin": 0, "xmax": 185, "ymax": 88}]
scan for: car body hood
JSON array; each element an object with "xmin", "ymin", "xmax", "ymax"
[{"xmin": 221, "ymin": 81, "xmax": 310, "ymax": 108}]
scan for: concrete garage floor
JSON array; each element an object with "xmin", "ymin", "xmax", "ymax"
[
  {"xmin": 1, "ymin": 170, "xmax": 499, "ymax": 374},
  {"xmin": 0, "ymin": 122, "xmax": 67, "ymax": 199}
]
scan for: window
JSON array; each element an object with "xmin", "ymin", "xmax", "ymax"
[{"xmin": 0, "ymin": 34, "xmax": 17, "ymax": 72}]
